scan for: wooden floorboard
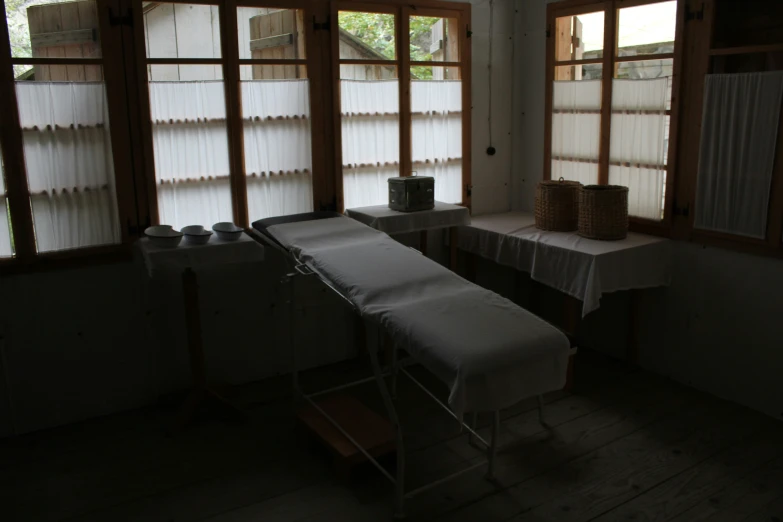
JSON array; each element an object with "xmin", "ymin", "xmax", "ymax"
[
  {"xmin": 1, "ymin": 350, "xmax": 781, "ymax": 522},
  {"xmin": 668, "ymin": 454, "xmax": 783, "ymax": 522}
]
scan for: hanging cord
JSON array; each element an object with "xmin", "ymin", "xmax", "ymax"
[{"xmin": 486, "ymin": 0, "xmax": 496, "ymax": 155}]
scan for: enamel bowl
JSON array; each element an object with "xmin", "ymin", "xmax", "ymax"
[
  {"xmin": 181, "ymin": 225, "xmax": 213, "ymax": 245},
  {"xmin": 212, "ymin": 222, "xmax": 243, "ymax": 241},
  {"xmin": 144, "ymin": 225, "xmax": 183, "ymax": 248}
]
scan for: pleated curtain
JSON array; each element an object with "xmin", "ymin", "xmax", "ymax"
[
  {"xmin": 340, "ymin": 79, "xmax": 400, "ymax": 209},
  {"xmin": 694, "ymin": 71, "xmax": 783, "ymax": 239},
  {"xmin": 609, "ymin": 77, "xmax": 670, "ymax": 220},
  {"xmin": 16, "ymin": 82, "xmax": 120, "ymax": 253},
  {"xmin": 411, "ymin": 80, "xmax": 462, "ymax": 204},
  {"xmin": 551, "ymin": 79, "xmax": 602, "ymax": 185}
]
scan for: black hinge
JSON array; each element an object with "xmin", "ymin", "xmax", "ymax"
[
  {"xmin": 546, "ymin": 24, "xmax": 551, "ymax": 38},
  {"xmin": 109, "ymin": 7, "xmax": 133, "ymax": 26},
  {"xmin": 313, "ymin": 15, "xmax": 330, "ymax": 31},
  {"xmin": 672, "ymin": 199, "xmax": 690, "ymax": 217},
  {"xmin": 685, "ymin": 2, "xmax": 704, "ymax": 21},
  {"xmin": 466, "ymin": 184, "xmax": 473, "ymax": 197},
  {"xmin": 466, "ymin": 26, "xmax": 472, "ymax": 38}
]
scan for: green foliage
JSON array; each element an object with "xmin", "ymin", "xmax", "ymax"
[
  {"xmin": 338, "ymin": 12, "xmax": 440, "ymax": 79},
  {"xmin": 4, "ymin": 0, "xmax": 68, "ymax": 77}
]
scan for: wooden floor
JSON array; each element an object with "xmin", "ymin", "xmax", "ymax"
[{"xmin": 2, "ymin": 350, "xmax": 782, "ymax": 522}]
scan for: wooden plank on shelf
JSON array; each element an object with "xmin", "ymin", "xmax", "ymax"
[
  {"xmin": 297, "ymin": 393, "xmax": 395, "ymax": 467},
  {"xmin": 30, "ymin": 28, "xmax": 95, "ymax": 48}
]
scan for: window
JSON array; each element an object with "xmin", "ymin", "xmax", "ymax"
[
  {"xmin": 1, "ymin": 0, "xmax": 135, "ymax": 259},
  {"xmin": 0, "ymin": 0, "xmax": 471, "ymax": 268},
  {"xmin": 546, "ymin": 0, "xmax": 680, "ymax": 224},
  {"xmin": 335, "ymin": 4, "xmax": 470, "ymax": 210}
]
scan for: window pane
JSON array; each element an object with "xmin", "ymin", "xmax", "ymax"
[
  {"xmin": 551, "ymin": 65, "xmax": 602, "ymax": 185},
  {"xmin": 609, "ymin": 66, "xmax": 672, "ymax": 221},
  {"xmin": 338, "ymin": 11, "xmax": 395, "ymax": 61},
  {"xmin": 410, "ymin": 16, "xmax": 459, "ymax": 63},
  {"xmin": 411, "ymin": 66, "xmax": 462, "ymax": 204},
  {"xmin": 237, "ymin": 7, "xmax": 305, "ymax": 63},
  {"xmin": 16, "ymin": 73, "xmax": 121, "ymax": 252},
  {"xmin": 617, "ymin": 1, "xmax": 676, "ymax": 57},
  {"xmin": 144, "ymin": 3, "xmax": 222, "ymax": 59},
  {"xmin": 149, "ymin": 67, "xmax": 232, "ymax": 229},
  {"xmin": 555, "ymin": 11, "xmax": 604, "ymax": 62},
  {"xmin": 0, "ymin": 155, "xmax": 13, "ymax": 257},
  {"xmin": 240, "ymin": 66, "xmax": 313, "ymax": 221},
  {"xmin": 5, "ymin": 0, "xmax": 102, "ymax": 73},
  {"xmin": 340, "ymin": 65, "xmax": 399, "ymax": 209}
]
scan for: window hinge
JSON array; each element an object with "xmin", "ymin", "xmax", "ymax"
[
  {"xmin": 109, "ymin": 7, "xmax": 133, "ymax": 26},
  {"xmin": 313, "ymin": 15, "xmax": 330, "ymax": 31},
  {"xmin": 466, "ymin": 26, "xmax": 472, "ymax": 38},
  {"xmin": 546, "ymin": 24, "xmax": 551, "ymax": 38},
  {"xmin": 685, "ymin": 2, "xmax": 704, "ymax": 21},
  {"xmin": 466, "ymin": 184, "xmax": 473, "ymax": 197},
  {"xmin": 672, "ymin": 199, "xmax": 690, "ymax": 217}
]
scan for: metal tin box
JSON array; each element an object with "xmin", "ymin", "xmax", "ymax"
[{"xmin": 388, "ymin": 176, "xmax": 435, "ymax": 212}]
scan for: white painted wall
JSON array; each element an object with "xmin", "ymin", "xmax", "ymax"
[
  {"xmin": 512, "ymin": 0, "xmax": 783, "ymax": 421},
  {"xmin": 468, "ymin": 0, "xmax": 516, "ymax": 215}
]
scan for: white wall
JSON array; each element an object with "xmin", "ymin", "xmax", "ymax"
[
  {"xmin": 512, "ymin": 0, "xmax": 783, "ymax": 421},
  {"xmin": 468, "ymin": 0, "xmax": 516, "ymax": 215}
]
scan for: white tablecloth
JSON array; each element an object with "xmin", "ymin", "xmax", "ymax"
[
  {"xmin": 458, "ymin": 212, "xmax": 672, "ymax": 317},
  {"xmin": 137, "ymin": 233, "xmax": 265, "ymax": 274},
  {"xmin": 345, "ymin": 202, "xmax": 471, "ymax": 235}
]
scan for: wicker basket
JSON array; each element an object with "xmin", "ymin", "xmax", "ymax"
[
  {"xmin": 578, "ymin": 185, "xmax": 629, "ymax": 240},
  {"xmin": 534, "ymin": 178, "xmax": 581, "ymax": 231}
]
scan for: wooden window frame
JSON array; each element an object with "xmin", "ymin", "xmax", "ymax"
[
  {"xmin": 132, "ymin": 0, "xmax": 332, "ymax": 228},
  {"xmin": 1, "ymin": 0, "xmax": 470, "ymax": 273},
  {"xmin": 0, "ymin": 0, "xmax": 140, "ymax": 272},
  {"xmin": 330, "ymin": 0, "xmax": 471, "ymax": 212},
  {"xmin": 545, "ymin": 0, "xmax": 685, "ymax": 236},
  {"xmin": 671, "ymin": 0, "xmax": 783, "ymax": 258}
]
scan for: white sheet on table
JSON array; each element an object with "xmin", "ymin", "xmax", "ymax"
[
  {"xmin": 345, "ymin": 201, "xmax": 470, "ymax": 235},
  {"xmin": 266, "ymin": 217, "xmax": 570, "ymax": 415},
  {"xmin": 137, "ymin": 233, "xmax": 264, "ymax": 275},
  {"xmin": 459, "ymin": 212, "xmax": 671, "ymax": 317}
]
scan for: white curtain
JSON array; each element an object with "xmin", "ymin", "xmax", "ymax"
[
  {"xmin": 694, "ymin": 72, "xmax": 783, "ymax": 239},
  {"xmin": 16, "ymin": 82, "xmax": 120, "ymax": 252},
  {"xmin": 241, "ymin": 79, "xmax": 313, "ymax": 221},
  {"xmin": 609, "ymin": 78, "xmax": 669, "ymax": 220},
  {"xmin": 341, "ymin": 79, "xmax": 400, "ymax": 209},
  {"xmin": 150, "ymin": 81, "xmax": 233, "ymax": 229},
  {"xmin": 411, "ymin": 80, "xmax": 462, "ymax": 204},
  {"xmin": 551, "ymin": 79, "xmax": 601, "ymax": 185}
]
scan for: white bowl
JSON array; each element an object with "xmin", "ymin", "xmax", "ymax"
[
  {"xmin": 145, "ymin": 225, "xmax": 183, "ymax": 248},
  {"xmin": 212, "ymin": 222, "xmax": 243, "ymax": 241},
  {"xmin": 181, "ymin": 225, "xmax": 213, "ymax": 245}
]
